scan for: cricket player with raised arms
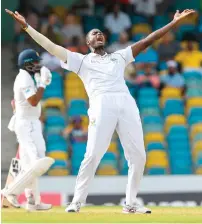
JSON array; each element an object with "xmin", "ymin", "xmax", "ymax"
[
  {"xmin": 2, "ymin": 49, "xmax": 54, "ymax": 211},
  {"xmin": 5, "ymin": 8, "xmax": 195, "ymax": 214}
]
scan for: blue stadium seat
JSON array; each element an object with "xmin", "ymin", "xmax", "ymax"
[
  {"xmin": 132, "ymin": 33, "xmax": 145, "ymax": 42},
  {"xmin": 163, "ymin": 99, "xmax": 184, "ymax": 117},
  {"xmin": 68, "ymin": 99, "xmax": 88, "ymax": 116},
  {"xmin": 46, "ymin": 134, "xmax": 67, "ymax": 152},
  {"xmin": 167, "ymin": 125, "xmax": 189, "ymax": 137},
  {"xmin": 170, "ymin": 159, "xmax": 192, "ymax": 174},
  {"xmin": 143, "ymin": 116, "xmax": 163, "ymax": 125},
  {"xmin": 147, "ymin": 167, "xmax": 167, "ymax": 175},
  {"xmin": 43, "ymin": 72, "xmax": 63, "ymax": 99},
  {"xmin": 120, "ymin": 156, "xmax": 128, "ymax": 175},
  {"xmin": 83, "ymin": 16, "xmax": 103, "ymax": 33},
  {"xmin": 71, "ymin": 142, "xmax": 87, "ymax": 174},
  {"xmin": 138, "ymin": 98, "xmax": 159, "ymax": 109},
  {"xmin": 45, "ymin": 115, "xmax": 66, "ymax": 135},
  {"xmin": 189, "ymin": 107, "xmax": 202, "ymax": 117},
  {"xmin": 188, "ymin": 116, "xmax": 202, "ymax": 125},
  {"xmin": 140, "ymin": 108, "xmax": 161, "ymax": 117},
  {"xmin": 147, "ymin": 142, "xmax": 165, "ymax": 151},
  {"xmin": 138, "ymin": 88, "xmax": 158, "ymax": 98},
  {"xmin": 186, "ymin": 88, "xmax": 202, "ymax": 98},
  {"xmin": 143, "ymin": 124, "xmax": 163, "ymax": 134},
  {"xmin": 184, "ymin": 71, "xmax": 202, "ymax": 80},
  {"xmin": 101, "ymin": 152, "xmax": 117, "ymax": 163},
  {"xmin": 109, "ymin": 33, "xmax": 119, "ymax": 44},
  {"xmin": 45, "ymin": 115, "xmax": 66, "ymax": 127},
  {"xmin": 51, "ymin": 160, "xmax": 67, "ymax": 169},
  {"xmin": 153, "ymin": 15, "xmax": 169, "ymax": 30},
  {"xmin": 196, "ymin": 154, "xmax": 202, "ymax": 167},
  {"xmin": 44, "ymin": 108, "xmax": 62, "ymax": 117},
  {"xmin": 131, "ymin": 15, "xmax": 148, "ymax": 24},
  {"xmin": 177, "ymin": 24, "xmax": 196, "ymax": 40}
]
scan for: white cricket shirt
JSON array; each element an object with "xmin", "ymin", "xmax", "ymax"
[
  {"xmin": 61, "ymin": 46, "xmax": 134, "ymax": 100},
  {"xmin": 13, "ymin": 69, "xmax": 41, "ymax": 119}
]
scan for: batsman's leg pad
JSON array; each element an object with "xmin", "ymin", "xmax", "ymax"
[{"xmin": 3, "ymin": 157, "xmax": 54, "ymax": 196}]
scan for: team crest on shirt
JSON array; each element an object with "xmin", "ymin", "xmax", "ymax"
[
  {"xmin": 111, "ymin": 58, "xmax": 118, "ymax": 62},
  {"xmin": 25, "ymin": 88, "xmax": 30, "ymax": 93}
]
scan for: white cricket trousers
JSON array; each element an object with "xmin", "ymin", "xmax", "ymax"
[
  {"xmin": 15, "ymin": 118, "xmax": 46, "ymax": 203},
  {"xmin": 72, "ymin": 93, "xmax": 146, "ymax": 205}
]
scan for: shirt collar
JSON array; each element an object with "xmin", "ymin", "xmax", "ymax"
[{"xmin": 90, "ymin": 52, "xmax": 108, "ymax": 57}]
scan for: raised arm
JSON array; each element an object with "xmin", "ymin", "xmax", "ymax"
[
  {"xmin": 5, "ymin": 9, "xmax": 67, "ymax": 62},
  {"xmin": 131, "ymin": 9, "xmax": 196, "ymax": 58}
]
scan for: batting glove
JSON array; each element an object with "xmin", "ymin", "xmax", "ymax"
[{"xmin": 40, "ymin": 66, "xmax": 52, "ymax": 88}]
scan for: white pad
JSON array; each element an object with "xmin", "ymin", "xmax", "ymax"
[{"xmin": 3, "ymin": 157, "xmax": 54, "ymax": 196}]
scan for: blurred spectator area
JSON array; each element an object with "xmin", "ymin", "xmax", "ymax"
[{"xmin": 2, "ymin": 0, "xmax": 202, "ymax": 176}]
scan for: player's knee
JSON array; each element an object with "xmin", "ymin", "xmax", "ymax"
[{"xmin": 129, "ymin": 150, "xmax": 146, "ymax": 166}]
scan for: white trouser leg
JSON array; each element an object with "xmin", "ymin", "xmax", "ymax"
[
  {"xmin": 72, "ymin": 95, "xmax": 118, "ymax": 203},
  {"xmin": 116, "ymin": 95, "xmax": 146, "ymax": 206},
  {"xmin": 15, "ymin": 119, "xmax": 46, "ymax": 201}
]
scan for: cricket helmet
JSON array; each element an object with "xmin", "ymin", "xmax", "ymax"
[{"xmin": 18, "ymin": 49, "xmax": 41, "ymax": 73}]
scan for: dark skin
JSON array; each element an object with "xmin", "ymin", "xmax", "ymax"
[
  {"xmin": 27, "ymin": 87, "xmax": 45, "ymax": 107},
  {"xmin": 6, "ymin": 9, "xmax": 196, "ymax": 58}
]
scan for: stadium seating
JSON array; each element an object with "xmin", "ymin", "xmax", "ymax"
[
  {"xmin": 65, "ymin": 72, "xmax": 88, "ymax": 102},
  {"xmin": 45, "ymin": 115, "xmax": 66, "ymax": 135},
  {"xmin": 146, "ymin": 150, "xmax": 169, "ymax": 174},
  {"xmin": 67, "ymin": 99, "xmax": 88, "ymax": 117},
  {"xmin": 71, "ymin": 142, "xmax": 87, "ymax": 175},
  {"xmin": 163, "ymin": 99, "xmax": 184, "ymax": 117},
  {"xmin": 97, "ymin": 152, "xmax": 118, "ymax": 175}
]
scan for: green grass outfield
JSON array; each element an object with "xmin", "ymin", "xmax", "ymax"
[{"xmin": 1, "ymin": 206, "xmax": 202, "ymax": 223}]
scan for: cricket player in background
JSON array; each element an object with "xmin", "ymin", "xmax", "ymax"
[
  {"xmin": 2, "ymin": 49, "xmax": 54, "ymax": 211},
  {"xmin": 6, "ymin": 8, "xmax": 195, "ymax": 214}
]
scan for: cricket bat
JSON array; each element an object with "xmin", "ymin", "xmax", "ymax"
[{"xmin": 1, "ymin": 149, "xmax": 21, "ymax": 208}]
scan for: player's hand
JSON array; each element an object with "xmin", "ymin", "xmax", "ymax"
[
  {"xmin": 40, "ymin": 66, "xmax": 52, "ymax": 86},
  {"xmin": 173, "ymin": 9, "xmax": 196, "ymax": 23},
  {"xmin": 5, "ymin": 9, "xmax": 27, "ymax": 29}
]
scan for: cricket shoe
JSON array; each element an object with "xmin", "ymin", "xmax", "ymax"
[
  {"xmin": 3, "ymin": 194, "xmax": 21, "ymax": 208},
  {"xmin": 123, "ymin": 204, "xmax": 151, "ymax": 214},
  {"xmin": 65, "ymin": 202, "xmax": 81, "ymax": 212},
  {"xmin": 26, "ymin": 202, "xmax": 52, "ymax": 211},
  {"xmin": 25, "ymin": 196, "xmax": 52, "ymax": 211}
]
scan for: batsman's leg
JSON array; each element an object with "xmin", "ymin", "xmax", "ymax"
[
  {"xmin": 2, "ymin": 157, "xmax": 54, "ymax": 197},
  {"xmin": 23, "ymin": 120, "xmax": 46, "ymax": 206}
]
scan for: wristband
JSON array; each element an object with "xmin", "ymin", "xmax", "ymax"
[
  {"xmin": 39, "ymin": 83, "xmax": 46, "ymax": 89},
  {"xmin": 22, "ymin": 23, "xmax": 29, "ymax": 31}
]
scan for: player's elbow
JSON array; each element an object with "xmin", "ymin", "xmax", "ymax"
[
  {"xmin": 27, "ymin": 96, "xmax": 38, "ymax": 107},
  {"xmin": 29, "ymin": 101, "xmax": 38, "ymax": 107}
]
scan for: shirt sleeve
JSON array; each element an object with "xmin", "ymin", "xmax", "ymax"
[
  {"xmin": 60, "ymin": 50, "xmax": 85, "ymax": 75},
  {"xmin": 115, "ymin": 46, "xmax": 134, "ymax": 66},
  {"xmin": 21, "ymin": 75, "xmax": 36, "ymax": 99}
]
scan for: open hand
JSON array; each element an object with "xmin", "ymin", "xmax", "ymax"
[
  {"xmin": 5, "ymin": 9, "xmax": 27, "ymax": 28},
  {"xmin": 173, "ymin": 9, "xmax": 196, "ymax": 23}
]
